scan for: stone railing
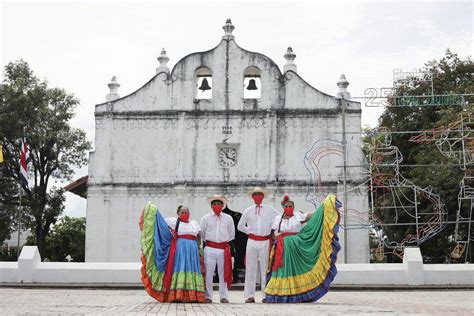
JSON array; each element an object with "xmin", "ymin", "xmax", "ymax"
[{"xmin": 0, "ymin": 246, "xmax": 472, "ymax": 285}]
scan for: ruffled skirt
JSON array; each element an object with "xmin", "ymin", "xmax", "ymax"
[
  {"xmin": 140, "ymin": 203, "xmax": 205, "ymax": 303},
  {"xmin": 264, "ymin": 194, "xmax": 341, "ymax": 303}
]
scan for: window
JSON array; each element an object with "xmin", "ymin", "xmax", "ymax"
[
  {"xmin": 196, "ymin": 67, "xmax": 212, "ymax": 99},
  {"xmin": 243, "ymin": 66, "xmax": 261, "ymax": 99}
]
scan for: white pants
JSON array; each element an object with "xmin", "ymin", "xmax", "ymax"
[
  {"xmin": 204, "ymin": 246, "xmax": 228, "ymax": 300},
  {"xmin": 244, "ymin": 239, "xmax": 270, "ymax": 299}
]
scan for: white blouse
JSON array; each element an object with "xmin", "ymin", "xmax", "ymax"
[
  {"xmin": 165, "ymin": 217, "xmax": 201, "ymax": 236},
  {"xmin": 271, "ymin": 211, "xmax": 308, "ymax": 234}
]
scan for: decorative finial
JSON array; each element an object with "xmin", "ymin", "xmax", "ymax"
[
  {"xmin": 337, "ymin": 74, "xmax": 350, "ymax": 99},
  {"xmin": 106, "ymin": 76, "xmax": 120, "ymax": 102},
  {"xmin": 222, "ymin": 18, "xmax": 235, "ymax": 40},
  {"xmin": 156, "ymin": 48, "xmax": 170, "ymax": 74},
  {"xmin": 283, "ymin": 47, "xmax": 297, "ymax": 73}
]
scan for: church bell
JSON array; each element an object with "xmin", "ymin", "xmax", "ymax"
[
  {"xmin": 198, "ymin": 78, "xmax": 211, "ymax": 91},
  {"xmin": 246, "ymin": 78, "xmax": 258, "ymax": 90}
]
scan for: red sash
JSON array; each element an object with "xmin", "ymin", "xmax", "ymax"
[
  {"xmin": 205, "ymin": 240, "xmax": 233, "ymax": 289},
  {"xmin": 272, "ymin": 232, "xmax": 297, "ymax": 271},
  {"xmin": 248, "ymin": 234, "xmax": 270, "ymax": 241},
  {"xmin": 178, "ymin": 234, "xmax": 198, "ymax": 241},
  {"xmin": 163, "ymin": 233, "xmax": 198, "ymax": 292}
]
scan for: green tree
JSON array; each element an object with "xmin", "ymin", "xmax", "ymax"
[
  {"xmin": 0, "ymin": 245, "xmax": 19, "ymax": 261},
  {"xmin": 0, "ymin": 176, "xmax": 18, "ymax": 244},
  {"xmin": 0, "ymin": 60, "xmax": 91, "ymax": 257},
  {"xmin": 371, "ymin": 50, "xmax": 473, "ymax": 262},
  {"xmin": 43, "ymin": 216, "xmax": 86, "ymax": 262}
]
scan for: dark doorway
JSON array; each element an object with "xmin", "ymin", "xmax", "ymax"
[{"xmin": 224, "ymin": 205, "xmax": 247, "ymax": 283}]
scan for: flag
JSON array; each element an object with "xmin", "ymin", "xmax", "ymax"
[
  {"xmin": 0, "ymin": 144, "xmax": 3, "ymax": 163},
  {"xmin": 19, "ymin": 138, "xmax": 30, "ymax": 188}
]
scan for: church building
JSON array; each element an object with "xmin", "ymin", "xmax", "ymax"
[{"xmin": 78, "ymin": 19, "xmax": 368, "ymax": 263}]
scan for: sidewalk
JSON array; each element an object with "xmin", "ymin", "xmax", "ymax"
[{"xmin": 0, "ymin": 288, "xmax": 473, "ymax": 315}]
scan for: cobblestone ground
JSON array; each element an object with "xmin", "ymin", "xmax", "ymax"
[{"xmin": 0, "ymin": 288, "xmax": 472, "ymax": 315}]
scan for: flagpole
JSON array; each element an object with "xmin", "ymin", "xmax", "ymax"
[
  {"xmin": 16, "ymin": 186, "xmax": 22, "ymax": 259},
  {"xmin": 17, "ymin": 127, "xmax": 26, "ymax": 260}
]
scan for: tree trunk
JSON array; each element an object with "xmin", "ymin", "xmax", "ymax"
[
  {"xmin": 35, "ymin": 226, "xmax": 45, "ymax": 258},
  {"xmin": 33, "ymin": 197, "xmax": 48, "ymax": 258}
]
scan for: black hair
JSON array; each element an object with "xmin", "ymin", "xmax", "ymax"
[
  {"xmin": 175, "ymin": 205, "xmax": 183, "ymax": 232},
  {"xmin": 281, "ymin": 200, "xmax": 295, "ymax": 207},
  {"xmin": 277, "ymin": 214, "xmax": 284, "ymax": 233}
]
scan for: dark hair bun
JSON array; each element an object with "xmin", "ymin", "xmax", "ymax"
[{"xmin": 281, "ymin": 195, "xmax": 291, "ymax": 205}]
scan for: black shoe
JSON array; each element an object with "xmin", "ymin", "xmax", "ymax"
[{"xmin": 245, "ymin": 297, "xmax": 255, "ymax": 303}]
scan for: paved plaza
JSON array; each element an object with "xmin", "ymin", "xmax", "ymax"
[{"xmin": 0, "ymin": 287, "xmax": 473, "ymax": 315}]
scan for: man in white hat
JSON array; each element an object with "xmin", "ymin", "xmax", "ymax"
[
  {"xmin": 200, "ymin": 194, "xmax": 235, "ymax": 303},
  {"xmin": 237, "ymin": 187, "xmax": 279, "ymax": 303}
]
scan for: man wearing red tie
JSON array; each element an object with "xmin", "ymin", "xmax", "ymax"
[
  {"xmin": 237, "ymin": 187, "xmax": 279, "ymax": 303},
  {"xmin": 200, "ymin": 195, "xmax": 235, "ymax": 303}
]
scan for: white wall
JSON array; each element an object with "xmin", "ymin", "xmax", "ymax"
[{"xmin": 3, "ymin": 247, "xmax": 473, "ymax": 286}]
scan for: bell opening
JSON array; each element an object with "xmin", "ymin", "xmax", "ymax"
[
  {"xmin": 243, "ymin": 76, "xmax": 261, "ymax": 99},
  {"xmin": 199, "ymin": 78, "xmax": 212, "ymax": 91},
  {"xmin": 246, "ymin": 79, "xmax": 258, "ymax": 90},
  {"xmin": 196, "ymin": 76, "xmax": 212, "ymax": 99}
]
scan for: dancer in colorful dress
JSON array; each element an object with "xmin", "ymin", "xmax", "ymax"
[
  {"xmin": 139, "ymin": 204, "xmax": 206, "ymax": 303},
  {"xmin": 264, "ymin": 194, "xmax": 341, "ymax": 303},
  {"xmin": 237, "ymin": 187, "xmax": 279, "ymax": 303},
  {"xmin": 200, "ymin": 195, "xmax": 235, "ymax": 303}
]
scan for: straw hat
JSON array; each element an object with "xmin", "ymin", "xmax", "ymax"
[
  {"xmin": 207, "ymin": 194, "xmax": 228, "ymax": 207},
  {"xmin": 247, "ymin": 187, "xmax": 267, "ymax": 198}
]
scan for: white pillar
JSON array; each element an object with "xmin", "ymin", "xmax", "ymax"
[
  {"xmin": 156, "ymin": 48, "xmax": 170, "ymax": 74},
  {"xmin": 17, "ymin": 246, "xmax": 41, "ymax": 283},
  {"xmin": 283, "ymin": 47, "xmax": 297, "ymax": 73},
  {"xmin": 337, "ymin": 74, "xmax": 350, "ymax": 99},
  {"xmin": 106, "ymin": 76, "xmax": 120, "ymax": 102},
  {"xmin": 404, "ymin": 247, "xmax": 424, "ymax": 285},
  {"xmin": 222, "ymin": 19, "xmax": 235, "ymax": 41}
]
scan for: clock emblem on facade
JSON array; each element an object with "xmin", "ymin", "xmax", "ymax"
[{"xmin": 217, "ymin": 144, "xmax": 239, "ymax": 168}]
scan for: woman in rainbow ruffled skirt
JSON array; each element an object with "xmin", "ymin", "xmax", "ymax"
[
  {"xmin": 264, "ymin": 194, "xmax": 341, "ymax": 303},
  {"xmin": 139, "ymin": 204, "xmax": 206, "ymax": 303}
]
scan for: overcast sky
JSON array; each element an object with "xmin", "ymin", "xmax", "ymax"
[{"xmin": 1, "ymin": 0, "xmax": 472, "ymax": 218}]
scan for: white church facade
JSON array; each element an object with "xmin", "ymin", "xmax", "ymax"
[{"xmin": 83, "ymin": 20, "xmax": 369, "ymax": 263}]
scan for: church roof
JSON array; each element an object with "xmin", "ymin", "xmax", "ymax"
[{"xmin": 64, "ymin": 175, "xmax": 88, "ymax": 199}]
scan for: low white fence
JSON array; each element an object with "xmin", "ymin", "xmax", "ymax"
[{"xmin": 0, "ymin": 246, "xmax": 472, "ymax": 286}]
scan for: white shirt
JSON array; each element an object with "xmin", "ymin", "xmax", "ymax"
[
  {"xmin": 271, "ymin": 211, "xmax": 308, "ymax": 234},
  {"xmin": 200, "ymin": 212, "xmax": 235, "ymax": 243},
  {"xmin": 237, "ymin": 204, "xmax": 279, "ymax": 236},
  {"xmin": 165, "ymin": 217, "xmax": 201, "ymax": 236}
]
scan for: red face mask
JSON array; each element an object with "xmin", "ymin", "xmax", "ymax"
[
  {"xmin": 284, "ymin": 206, "xmax": 294, "ymax": 217},
  {"xmin": 179, "ymin": 213, "xmax": 190, "ymax": 222},
  {"xmin": 253, "ymin": 195, "xmax": 264, "ymax": 205},
  {"xmin": 212, "ymin": 204, "xmax": 223, "ymax": 215}
]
